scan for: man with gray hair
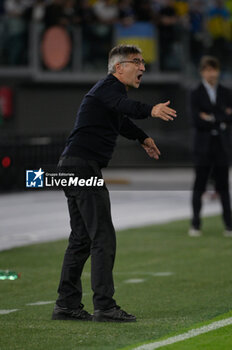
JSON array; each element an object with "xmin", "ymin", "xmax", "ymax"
[{"xmin": 52, "ymin": 44, "xmax": 177, "ymax": 323}]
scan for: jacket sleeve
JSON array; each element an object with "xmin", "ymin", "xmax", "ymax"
[
  {"xmin": 95, "ymin": 80, "xmax": 153, "ymax": 119},
  {"xmin": 119, "ymin": 116, "xmax": 149, "ymax": 143},
  {"xmin": 213, "ymin": 88, "xmax": 232, "ymax": 123},
  {"xmin": 190, "ymin": 90, "xmax": 216, "ymax": 130}
]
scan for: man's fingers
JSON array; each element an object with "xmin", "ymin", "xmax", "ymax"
[
  {"xmin": 164, "ymin": 106, "xmax": 177, "ymax": 117},
  {"xmin": 143, "ymin": 143, "xmax": 160, "ymax": 159},
  {"xmin": 163, "ymin": 114, "xmax": 173, "ymax": 121},
  {"xmin": 150, "ymin": 142, "xmax": 161, "ymax": 155},
  {"xmin": 154, "ymin": 145, "xmax": 161, "ymax": 155},
  {"xmin": 146, "ymin": 141, "xmax": 161, "ymax": 156},
  {"xmin": 157, "ymin": 107, "xmax": 176, "ymax": 120},
  {"xmin": 151, "ymin": 102, "xmax": 177, "ymax": 120},
  {"xmin": 156, "ymin": 112, "xmax": 168, "ymax": 120},
  {"xmin": 159, "ymin": 112, "xmax": 173, "ymax": 121},
  {"xmin": 147, "ymin": 149, "xmax": 159, "ymax": 159}
]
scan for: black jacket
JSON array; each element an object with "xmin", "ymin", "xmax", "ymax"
[
  {"xmin": 190, "ymin": 83, "xmax": 232, "ymax": 160},
  {"xmin": 62, "ymin": 74, "xmax": 153, "ymax": 167}
]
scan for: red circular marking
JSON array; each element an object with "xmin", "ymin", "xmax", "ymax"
[{"xmin": 2, "ymin": 156, "xmax": 11, "ymax": 168}]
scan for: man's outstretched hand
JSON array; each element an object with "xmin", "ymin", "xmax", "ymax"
[
  {"xmin": 141, "ymin": 137, "xmax": 161, "ymax": 160},
  {"xmin": 151, "ymin": 101, "xmax": 177, "ymax": 121}
]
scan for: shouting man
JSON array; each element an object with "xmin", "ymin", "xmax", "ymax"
[{"xmin": 52, "ymin": 44, "xmax": 177, "ymax": 323}]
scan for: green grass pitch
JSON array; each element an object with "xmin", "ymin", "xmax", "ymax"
[
  {"xmin": 157, "ymin": 322, "xmax": 232, "ymax": 350},
  {"xmin": 1, "ymin": 215, "xmax": 232, "ymax": 350}
]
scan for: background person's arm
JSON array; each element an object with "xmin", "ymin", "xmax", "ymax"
[
  {"xmin": 191, "ymin": 90, "xmax": 216, "ymax": 130},
  {"xmin": 213, "ymin": 88, "xmax": 232, "ymax": 123}
]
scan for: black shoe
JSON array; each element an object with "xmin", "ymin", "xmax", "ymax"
[
  {"xmin": 52, "ymin": 303, "xmax": 92, "ymax": 321},
  {"xmin": 93, "ymin": 305, "xmax": 136, "ymax": 323}
]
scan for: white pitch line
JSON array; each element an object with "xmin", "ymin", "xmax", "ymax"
[
  {"xmin": 124, "ymin": 279, "xmax": 145, "ymax": 284},
  {"xmin": 114, "ymin": 272, "xmax": 173, "ymax": 276},
  {"xmin": 0, "ymin": 309, "xmax": 19, "ymax": 315},
  {"xmin": 26, "ymin": 294, "xmax": 90, "ymax": 307},
  {"xmin": 131, "ymin": 317, "xmax": 232, "ymax": 350},
  {"xmin": 26, "ymin": 301, "xmax": 54, "ymax": 306},
  {"xmin": 151, "ymin": 272, "xmax": 173, "ymax": 277}
]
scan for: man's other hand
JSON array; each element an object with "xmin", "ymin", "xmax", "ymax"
[
  {"xmin": 225, "ymin": 108, "xmax": 232, "ymax": 115},
  {"xmin": 141, "ymin": 137, "xmax": 161, "ymax": 160},
  {"xmin": 151, "ymin": 101, "xmax": 177, "ymax": 121},
  {"xmin": 199, "ymin": 112, "xmax": 215, "ymax": 122}
]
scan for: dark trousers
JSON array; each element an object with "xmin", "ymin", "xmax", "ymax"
[
  {"xmin": 56, "ymin": 156, "xmax": 117, "ymax": 311},
  {"xmin": 192, "ymin": 136, "xmax": 232, "ymax": 230}
]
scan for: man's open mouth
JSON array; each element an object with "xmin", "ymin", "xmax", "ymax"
[{"xmin": 137, "ymin": 74, "xmax": 143, "ymax": 82}]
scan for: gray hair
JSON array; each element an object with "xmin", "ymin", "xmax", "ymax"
[{"xmin": 108, "ymin": 44, "xmax": 142, "ymax": 74}]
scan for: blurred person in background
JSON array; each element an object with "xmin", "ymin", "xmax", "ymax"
[
  {"xmin": 63, "ymin": 0, "xmax": 78, "ymax": 25},
  {"xmin": 44, "ymin": 0, "xmax": 67, "ymax": 28},
  {"xmin": 52, "ymin": 44, "xmax": 177, "ymax": 322},
  {"xmin": 225, "ymin": 0, "xmax": 232, "ymax": 22},
  {"xmin": 157, "ymin": 0, "xmax": 180, "ymax": 71},
  {"xmin": 118, "ymin": 0, "xmax": 135, "ymax": 27},
  {"xmin": 189, "ymin": 56, "xmax": 232, "ymax": 237},
  {"xmin": 86, "ymin": 0, "xmax": 119, "ymax": 67},
  {"xmin": 75, "ymin": 0, "xmax": 96, "ymax": 25},
  {"xmin": 74, "ymin": 0, "xmax": 97, "ymax": 66},
  {"xmin": 225, "ymin": 0, "xmax": 232, "ymax": 74},
  {"xmin": 173, "ymin": 0, "xmax": 189, "ymax": 26},
  {"xmin": 93, "ymin": 0, "xmax": 119, "ymax": 24},
  {"xmin": 23, "ymin": 0, "xmax": 47, "ymax": 25},
  {"xmin": 0, "ymin": 0, "xmax": 6, "ymax": 64},
  {"xmin": 0, "ymin": 0, "xmax": 4, "ymax": 15},
  {"xmin": 30, "ymin": 0, "xmax": 47, "ymax": 22},
  {"xmin": 62, "ymin": 0, "xmax": 95, "ymax": 27},
  {"xmin": 151, "ymin": 0, "xmax": 162, "ymax": 13},
  {"xmin": 188, "ymin": 0, "xmax": 205, "ymax": 69},
  {"xmin": 133, "ymin": 0, "xmax": 155, "ymax": 22},
  {"xmin": 3, "ymin": 0, "xmax": 31, "ymax": 65},
  {"xmin": 173, "ymin": 0, "xmax": 189, "ymax": 17},
  {"xmin": 206, "ymin": 0, "xmax": 231, "ymax": 73}
]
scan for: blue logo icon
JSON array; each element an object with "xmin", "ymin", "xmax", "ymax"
[{"xmin": 26, "ymin": 168, "xmax": 44, "ymax": 188}]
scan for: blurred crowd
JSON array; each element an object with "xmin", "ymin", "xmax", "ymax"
[{"xmin": 0, "ymin": 0, "xmax": 232, "ymax": 74}]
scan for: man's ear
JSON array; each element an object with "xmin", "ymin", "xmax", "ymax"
[{"xmin": 115, "ymin": 62, "xmax": 123, "ymax": 74}]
